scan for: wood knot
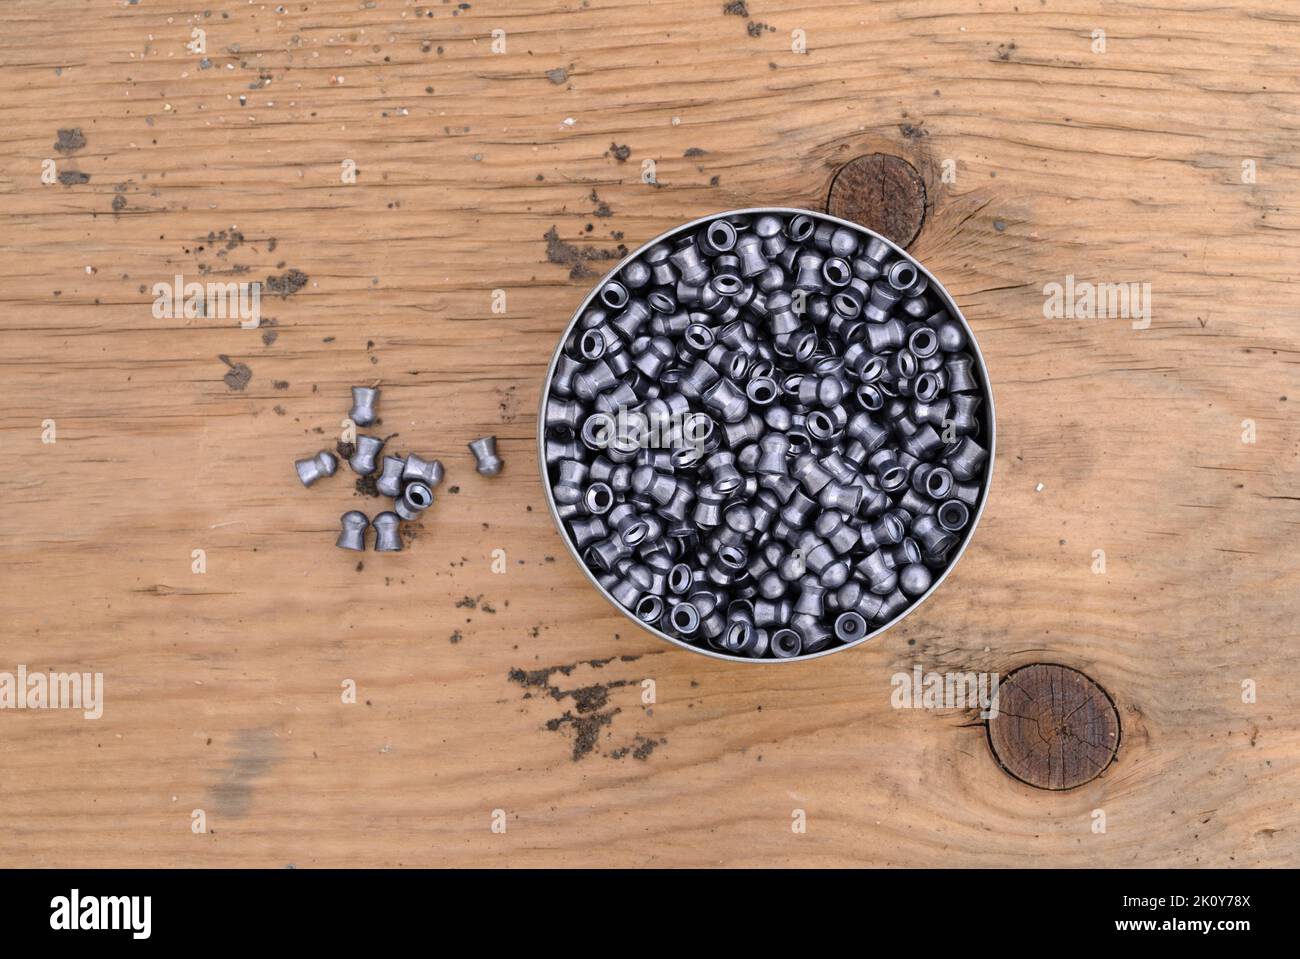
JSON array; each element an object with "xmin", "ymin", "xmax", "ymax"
[
  {"xmin": 826, "ymin": 153, "xmax": 927, "ymax": 248},
  {"xmin": 987, "ymin": 663, "xmax": 1120, "ymax": 790}
]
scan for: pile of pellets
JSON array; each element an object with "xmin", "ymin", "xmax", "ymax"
[
  {"xmin": 542, "ymin": 211, "xmax": 989, "ymax": 659},
  {"xmin": 295, "ymin": 386, "xmax": 502, "ymax": 551}
]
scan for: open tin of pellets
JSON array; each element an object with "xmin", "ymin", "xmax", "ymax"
[{"xmin": 538, "ymin": 208, "xmax": 995, "ymax": 662}]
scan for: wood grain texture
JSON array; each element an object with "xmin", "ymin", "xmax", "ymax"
[{"xmin": 1, "ymin": 0, "xmax": 1298, "ymax": 868}]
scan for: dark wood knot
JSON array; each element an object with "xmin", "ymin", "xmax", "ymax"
[
  {"xmin": 826, "ymin": 154, "xmax": 927, "ymax": 248},
  {"xmin": 986, "ymin": 663, "xmax": 1120, "ymax": 790}
]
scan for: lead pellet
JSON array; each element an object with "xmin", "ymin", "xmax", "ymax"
[
  {"xmin": 336, "ymin": 511, "xmax": 369, "ymax": 551},
  {"xmin": 375, "ymin": 456, "xmax": 405, "ymax": 497},
  {"xmin": 349, "ymin": 435, "xmax": 384, "ymax": 476},
  {"xmin": 349, "ymin": 387, "xmax": 379, "ymax": 427},
  {"xmin": 295, "ymin": 451, "xmax": 338, "ymax": 487},
  {"xmin": 373, "ymin": 512, "xmax": 402, "ymax": 552},
  {"xmin": 403, "ymin": 453, "xmax": 444, "ymax": 489},
  {"xmin": 394, "ymin": 482, "xmax": 434, "ymax": 521},
  {"xmin": 469, "ymin": 436, "xmax": 504, "ymax": 476}
]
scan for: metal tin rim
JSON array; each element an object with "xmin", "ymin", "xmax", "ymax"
[{"xmin": 536, "ymin": 207, "xmax": 997, "ymax": 663}]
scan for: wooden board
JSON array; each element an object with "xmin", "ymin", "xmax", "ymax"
[{"xmin": 0, "ymin": 0, "xmax": 1296, "ymax": 868}]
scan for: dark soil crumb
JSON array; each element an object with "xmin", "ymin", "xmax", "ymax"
[
  {"xmin": 112, "ymin": 195, "xmax": 127, "ymax": 212},
  {"xmin": 509, "ymin": 660, "xmax": 598, "ymax": 693},
  {"xmin": 54, "ymin": 128, "xmax": 86, "ymax": 153},
  {"xmin": 58, "ymin": 170, "xmax": 90, "ymax": 186},
  {"xmin": 508, "ymin": 659, "xmax": 654, "ymax": 762},
  {"xmin": 589, "ymin": 190, "xmax": 612, "ymax": 217},
  {"xmin": 206, "ymin": 228, "xmax": 246, "ymax": 252},
  {"xmin": 747, "ymin": 21, "xmax": 775, "ymax": 37},
  {"xmin": 355, "ymin": 474, "xmax": 380, "ymax": 497},
  {"xmin": 544, "ymin": 226, "xmax": 623, "ymax": 280},
  {"xmin": 607, "ymin": 142, "xmax": 631, "ymax": 162},
  {"xmin": 218, "ymin": 354, "xmax": 251, "ymax": 391},
  {"xmin": 610, "ymin": 735, "xmax": 667, "ymax": 761},
  {"xmin": 448, "ymin": 485, "xmax": 460, "ymax": 494},
  {"xmin": 996, "ymin": 40, "xmax": 1016, "ymax": 61},
  {"xmin": 497, "ymin": 384, "xmax": 519, "ymax": 422},
  {"xmin": 723, "ymin": 1, "xmax": 748, "ymax": 15},
  {"xmin": 546, "ymin": 709, "xmax": 618, "ymax": 762},
  {"xmin": 265, "ymin": 269, "xmax": 308, "ymax": 297},
  {"xmin": 456, "ymin": 594, "xmax": 482, "ymax": 610},
  {"xmin": 272, "ymin": 380, "xmax": 289, "ymax": 390},
  {"xmin": 336, "ymin": 440, "xmax": 355, "ymax": 460},
  {"xmin": 684, "ymin": 147, "xmax": 707, "ymax": 157},
  {"xmin": 571, "ymin": 684, "xmax": 612, "ymax": 713},
  {"xmin": 546, "ymin": 67, "xmax": 568, "ymax": 84},
  {"xmin": 900, "ymin": 120, "xmax": 928, "ymax": 139},
  {"xmin": 262, "ymin": 329, "xmax": 278, "ymax": 346},
  {"xmin": 355, "ymin": 561, "xmax": 364, "ymax": 572},
  {"xmin": 449, "ymin": 630, "xmax": 462, "ymax": 644},
  {"xmin": 272, "ymin": 404, "xmax": 286, "ymax": 415}
]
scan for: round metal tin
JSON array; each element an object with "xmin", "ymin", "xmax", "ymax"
[{"xmin": 537, "ymin": 208, "xmax": 996, "ymax": 663}]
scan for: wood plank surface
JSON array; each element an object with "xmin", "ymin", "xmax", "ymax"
[{"xmin": 0, "ymin": 0, "xmax": 1296, "ymax": 867}]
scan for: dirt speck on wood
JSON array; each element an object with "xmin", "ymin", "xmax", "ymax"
[
  {"xmin": 265, "ymin": 269, "xmax": 308, "ymax": 297},
  {"xmin": 589, "ymin": 190, "xmax": 613, "ymax": 217},
  {"xmin": 546, "ymin": 709, "xmax": 617, "ymax": 762},
  {"xmin": 54, "ymin": 128, "xmax": 86, "ymax": 153},
  {"xmin": 218, "ymin": 355, "xmax": 252, "ymax": 391},
  {"xmin": 508, "ymin": 660, "xmax": 658, "ymax": 763},
  {"xmin": 610, "ymin": 735, "xmax": 667, "ymax": 761},
  {"xmin": 543, "ymin": 226, "xmax": 623, "ymax": 280}
]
